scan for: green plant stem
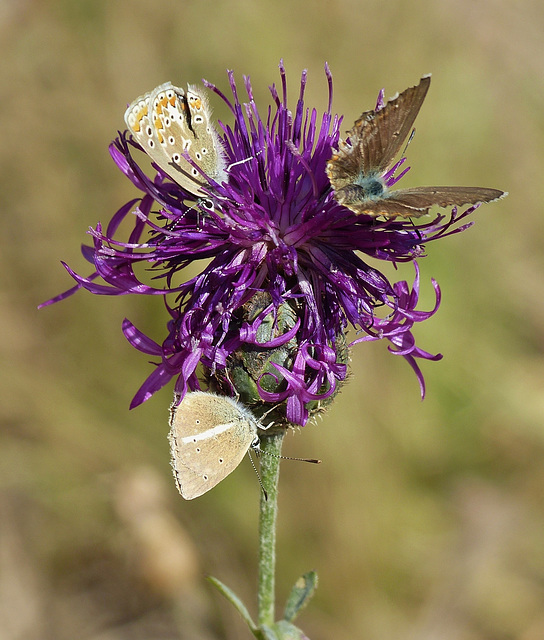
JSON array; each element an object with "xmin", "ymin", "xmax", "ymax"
[{"xmin": 257, "ymin": 430, "xmax": 285, "ymax": 627}]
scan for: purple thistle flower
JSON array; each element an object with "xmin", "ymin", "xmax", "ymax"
[{"xmin": 41, "ymin": 62, "xmax": 484, "ymax": 427}]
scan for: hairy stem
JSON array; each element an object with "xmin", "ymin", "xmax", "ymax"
[{"xmin": 257, "ymin": 431, "xmax": 285, "ymax": 627}]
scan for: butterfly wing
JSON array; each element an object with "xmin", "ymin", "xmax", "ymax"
[
  {"xmin": 355, "ymin": 74, "xmax": 431, "ymax": 173},
  {"xmin": 186, "ymin": 85, "xmax": 227, "ymax": 183},
  {"xmin": 327, "ymin": 75, "xmax": 506, "ymax": 219},
  {"xmin": 124, "ymin": 86, "xmax": 155, "ymax": 152},
  {"xmin": 326, "ymin": 136, "xmax": 366, "ymax": 190},
  {"xmin": 168, "ymin": 392, "xmax": 256, "ymax": 500},
  {"xmin": 350, "ymin": 185, "xmax": 507, "ymax": 218},
  {"xmin": 124, "ymin": 83, "xmax": 223, "ymax": 197},
  {"xmin": 327, "ymin": 75, "xmax": 431, "ymax": 191}
]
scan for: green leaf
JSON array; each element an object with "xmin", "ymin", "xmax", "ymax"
[
  {"xmin": 283, "ymin": 571, "xmax": 318, "ymax": 623},
  {"xmin": 207, "ymin": 575, "xmax": 258, "ymax": 634}
]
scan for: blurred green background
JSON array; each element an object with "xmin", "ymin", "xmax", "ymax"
[{"xmin": 1, "ymin": 1, "xmax": 543, "ymax": 638}]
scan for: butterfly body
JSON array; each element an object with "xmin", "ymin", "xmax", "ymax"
[
  {"xmin": 327, "ymin": 75, "xmax": 506, "ymax": 218},
  {"xmin": 335, "ymin": 173, "xmax": 386, "ymax": 206},
  {"xmin": 168, "ymin": 392, "xmax": 263, "ymax": 500},
  {"xmin": 124, "ymin": 83, "xmax": 226, "ymax": 198}
]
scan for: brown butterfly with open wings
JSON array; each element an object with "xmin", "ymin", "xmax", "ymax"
[{"xmin": 326, "ymin": 75, "xmax": 506, "ymax": 218}]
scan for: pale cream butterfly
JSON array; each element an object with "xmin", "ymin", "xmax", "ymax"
[
  {"xmin": 168, "ymin": 392, "xmax": 320, "ymax": 499},
  {"xmin": 124, "ymin": 83, "xmax": 227, "ymax": 198},
  {"xmin": 168, "ymin": 392, "xmax": 267, "ymax": 500}
]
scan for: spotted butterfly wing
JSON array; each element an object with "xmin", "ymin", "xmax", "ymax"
[
  {"xmin": 124, "ymin": 83, "xmax": 226, "ymax": 198},
  {"xmin": 327, "ymin": 75, "xmax": 506, "ymax": 218},
  {"xmin": 168, "ymin": 392, "xmax": 259, "ymax": 500}
]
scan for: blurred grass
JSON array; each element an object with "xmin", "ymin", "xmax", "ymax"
[{"xmin": 1, "ymin": 0, "xmax": 544, "ymax": 638}]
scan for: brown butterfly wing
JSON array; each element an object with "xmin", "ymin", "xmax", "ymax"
[
  {"xmin": 353, "ymin": 75, "xmax": 431, "ymax": 174},
  {"xmin": 326, "ymin": 138, "xmax": 365, "ymax": 190},
  {"xmin": 168, "ymin": 392, "xmax": 256, "ymax": 500},
  {"xmin": 345, "ymin": 198, "xmax": 429, "ymax": 218},
  {"xmin": 350, "ymin": 185, "xmax": 507, "ymax": 218},
  {"xmin": 326, "ymin": 75, "xmax": 431, "ymax": 191}
]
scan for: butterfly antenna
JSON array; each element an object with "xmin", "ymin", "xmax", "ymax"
[
  {"xmin": 401, "ymin": 128, "xmax": 416, "ymax": 158},
  {"xmin": 227, "ymin": 149, "xmax": 263, "ymax": 171},
  {"xmin": 168, "ymin": 198, "xmax": 212, "ymax": 233},
  {"xmin": 227, "ymin": 157, "xmax": 253, "ymax": 170},
  {"xmin": 408, "ymin": 217, "xmax": 423, "ymax": 241},
  {"xmin": 247, "ymin": 450, "xmax": 268, "ymax": 501},
  {"xmin": 257, "ymin": 449, "xmax": 321, "ymax": 464}
]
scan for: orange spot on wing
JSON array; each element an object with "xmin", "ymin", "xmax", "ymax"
[
  {"xmin": 153, "ymin": 116, "xmax": 165, "ymax": 143},
  {"xmin": 132, "ymin": 105, "xmax": 148, "ymax": 133},
  {"xmin": 189, "ymin": 96, "xmax": 202, "ymax": 110},
  {"xmin": 157, "ymin": 95, "xmax": 169, "ymax": 114}
]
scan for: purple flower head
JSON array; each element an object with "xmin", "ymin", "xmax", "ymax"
[{"xmin": 42, "ymin": 62, "xmax": 487, "ymax": 427}]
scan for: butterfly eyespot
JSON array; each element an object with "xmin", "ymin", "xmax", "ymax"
[
  {"xmin": 191, "ymin": 168, "xmax": 199, "ymax": 177},
  {"xmin": 164, "ymin": 117, "xmax": 171, "ymax": 126},
  {"xmin": 148, "ymin": 140, "xmax": 154, "ymax": 148},
  {"xmin": 146, "ymin": 125, "xmax": 153, "ymax": 136},
  {"xmin": 201, "ymin": 148, "xmax": 209, "ymax": 155},
  {"xmin": 195, "ymin": 152, "xmax": 202, "ymax": 160},
  {"xmin": 172, "ymin": 153, "xmax": 181, "ymax": 162},
  {"xmin": 194, "ymin": 115, "xmax": 204, "ymax": 124},
  {"xmin": 218, "ymin": 458, "xmax": 224, "ymax": 464},
  {"xmin": 168, "ymin": 136, "xmax": 175, "ymax": 145},
  {"xmin": 196, "ymin": 447, "xmax": 201, "ymax": 453}
]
